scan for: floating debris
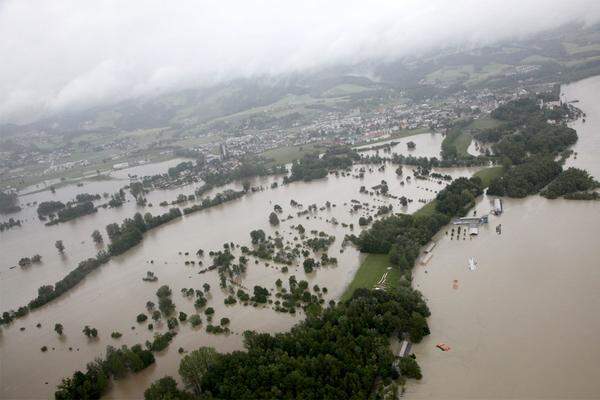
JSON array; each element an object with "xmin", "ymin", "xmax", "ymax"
[
  {"xmin": 436, "ymin": 343, "xmax": 451, "ymax": 351},
  {"xmin": 468, "ymin": 257, "xmax": 477, "ymax": 271}
]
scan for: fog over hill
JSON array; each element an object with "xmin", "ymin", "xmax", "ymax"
[{"xmin": 1, "ymin": 0, "xmax": 600, "ymax": 125}]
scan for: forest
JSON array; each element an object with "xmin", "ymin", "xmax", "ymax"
[
  {"xmin": 0, "ymin": 190, "xmax": 21, "ymax": 214},
  {"xmin": 285, "ymin": 146, "xmax": 359, "ymax": 183},
  {"xmin": 476, "ymin": 98, "xmax": 578, "ymax": 166},
  {"xmin": 541, "ymin": 167, "xmax": 599, "ymax": 199},
  {"xmin": 477, "ymin": 97, "xmax": 590, "ymax": 198},
  {"xmin": 145, "ymin": 288, "xmax": 430, "ymax": 399},
  {"xmin": 45, "ymin": 201, "xmax": 97, "ymax": 226},
  {"xmin": 55, "ymin": 343, "xmax": 158, "ymax": 399}
]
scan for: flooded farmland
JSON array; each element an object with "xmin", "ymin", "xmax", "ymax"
[
  {"xmin": 407, "ymin": 76, "xmax": 600, "ymax": 398},
  {"xmin": 0, "ymin": 131, "xmax": 477, "ymax": 399},
  {"xmin": 2, "ymin": 75, "xmax": 599, "ymax": 399}
]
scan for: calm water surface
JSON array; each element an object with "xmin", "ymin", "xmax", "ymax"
[
  {"xmin": 3, "ymin": 75, "xmax": 598, "ymax": 398},
  {"xmin": 0, "ymin": 132, "xmax": 477, "ymax": 399},
  {"xmin": 408, "ymin": 76, "xmax": 600, "ymax": 399}
]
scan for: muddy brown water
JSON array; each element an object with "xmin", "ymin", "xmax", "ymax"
[
  {"xmin": 1, "ymin": 132, "xmax": 479, "ymax": 399},
  {"xmin": 407, "ymin": 76, "xmax": 600, "ymax": 399},
  {"xmin": 3, "ymin": 75, "xmax": 598, "ymax": 399}
]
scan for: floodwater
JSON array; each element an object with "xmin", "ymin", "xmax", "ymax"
[
  {"xmin": 0, "ymin": 132, "xmax": 478, "ymax": 399},
  {"xmin": 356, "ymin": 132, "xmax": 446, "ymax": 159},
  {"xmin": 408, "ymin": 76, "xmax": 600, "ymax": 398}
]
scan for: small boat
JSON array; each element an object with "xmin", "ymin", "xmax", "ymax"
[{"xmin": 468, "ymin": 257, "xmax": 477, "ymax": 271}]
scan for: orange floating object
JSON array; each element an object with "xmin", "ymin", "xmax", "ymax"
[{"xmin": 436, "ymin": 343, "xmax": 451, "ymax": 351}]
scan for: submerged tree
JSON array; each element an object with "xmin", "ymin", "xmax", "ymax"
[
  {"xmin": 144, "ymin": 376, "xmax": 187, "ymax": 400},
  {"xmin": 91, "ymin": 230, "xmax": 103, "ymax": 244},
  {"xmin": 268, "ymin": 212, "xmax": 280, "ymax": 226}
]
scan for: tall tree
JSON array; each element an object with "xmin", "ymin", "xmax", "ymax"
[
  {"xmin": 91, "ymin": 230, "xmax": 103, "ymax": 244},
  {"xmin": 55, "ymin": 240, "xmax": 65, "ymax": 254},
  {"xmin": 178, "ymin": 347, "xmax": 218, "ymax": 395}
]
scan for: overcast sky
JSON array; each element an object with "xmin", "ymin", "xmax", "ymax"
[{"xmin": 1, "ymin": 0, "xmax": 600, "ymax": 124}]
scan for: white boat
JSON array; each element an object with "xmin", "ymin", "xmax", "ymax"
[{"xmin": 468, "ymin": 257, "xmax": 477, "ymax": 271}]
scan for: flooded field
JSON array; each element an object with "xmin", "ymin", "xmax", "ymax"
[
  {"xmin": 3, "ymin": 75, "xmax": 598, "ymax": 399},
  {"xmin": 0, "ymin": 132, "xmax": 478, "ymax": 399},
  {"xmin": 408, "ymin": 76, "xmax": 600, "ymax": 398}
]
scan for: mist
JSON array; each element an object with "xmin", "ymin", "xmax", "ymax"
[{"xmin": 1, "ymin": 0, "xmax": 600, "ymax": 124}]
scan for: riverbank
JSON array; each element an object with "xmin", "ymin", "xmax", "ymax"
[{"xmin": 340, "ymin": 165, "xmax": 502, "ymax": 299}]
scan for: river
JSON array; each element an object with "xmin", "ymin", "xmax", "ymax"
[{"xmin": 407, "ymin": 76, "xmax": 600, "ymax": 398}]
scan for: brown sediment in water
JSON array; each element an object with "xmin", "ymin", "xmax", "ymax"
[
  {"xmin": 1, "ymin": 132, "xmax": 477, "ymax": 399},
  {"xmin": 408, "ymin": 76, "xmax": 600, "ymax": 399}
]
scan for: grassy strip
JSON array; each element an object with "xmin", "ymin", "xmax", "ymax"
[
  {"xmin": 441, "ymin": 128, "xmax": 472, "ymax": 159},
  {"xmin": 467, "ymin": 116, "xmax": 504, "ymax": 130},
  {"xmin": 341, "ymin": 254, "xmax": 397, "ymax": 302},
  {"xmin": 473, "ymin": 166, "xmax": 504, "ymax": 187},
  {"xmin": 343, "ymin": 166, "xmax": 500, "ymax": 301},
  {"xmin": 454, "ymin": 132, "xmax": 472, "ymax": 158},
  {"xmin": 413, "ymin": 200, "xmax": 438, "ymax": 217},
  {"xmin": 262, "ymin": 128, "xmax": 432, "ymax": 167},
  {"xmin": 352, "ymin": 127, "xmax": 430, "ymax": 148},
  {"xmin": 261, "ymin": 143, "xmax": 325, "ymax": 165}
]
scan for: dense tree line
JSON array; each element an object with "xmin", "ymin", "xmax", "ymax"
[
  {"xmin": 361, "ymin": 153, "xmax": 490, "ymax": 169},
  {"xmin": 357, "ymin": 213, "xmax": 448, "ymax": 276},
  {"xmin": 146, "ymin": 288, "xmax": 430, "ymax": 399},
  {"xmin": 285, "ymin": 146, "xmax": 359, "ymax": 183},
  {"xmin": 2, "ymin": 208, "xmax": 184, "ymax": 323},
  {"xmin": 138, "ymin": 156, "xmax": 282, "ymax": 195},
  {"xmin": 46, "ymin": 201, "xmax": 97, "ymax": 226},
  {"xmin": 182, "ymin": 189, "xmax": 245, "ymax": 215},
  {"xmin": 541, "ymin": 167, "xmax": 599, "ymax": 199},
  {"xmin": 28, "ymin": 253, "xmax": 110, "ymax": 310},
  {"xmin": 108, "ymin": 208, "xmax": 182, "ymax": 256},
  {"xmin": 72, "ymin": 193, "xmax": 102, "ymax": 204},
  {"xmin": 55, "ymin": 344, "xmax": 156, "ymax": 399},
  {"xmin": 487, "ymin": 157, "xmax": 562, "ymax": 198},
  {"xmin": 476, "ymin": 98, "xmax": 578, "ymax": 164},
  {"xmin": 435, "ymin": 177, "xmax": 484, "ymax": 216},
  {"xmin": 36, "ymin": 200, "xmax": 65, "ymax": 216},
  {"xmin": 203, "ymin": 161, "xmax": 287, "ymax": 187},
  {"xmin": 0, "ymin": 191, "xmax": 21, "ymax": 214},
  {"xmin": 474, "ymin": 97, "xmax": 591, "ymax": 198},
  {"xmin": 168, "ymin": 161, "xmax": 195, "ymax": 178},
  {"xmin": 0, "ymin": 217, "xmax": 21, "ymax": 232}
]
